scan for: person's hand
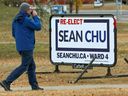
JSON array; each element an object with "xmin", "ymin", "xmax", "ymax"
[{"xmin": 32, "ymin": 10, "xmax": 37, "ymax": 16}]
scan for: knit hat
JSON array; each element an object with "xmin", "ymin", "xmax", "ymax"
[{"xmin": 20, "ymin": 2, "xmax": 31, "ymax": 11}]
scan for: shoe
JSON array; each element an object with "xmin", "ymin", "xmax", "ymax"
[
  {"xmin": 31, "ymin": 82, "xmax": 44, "ymax": 90},
  {"xmin": 32, "ymin": 86, "xmax": 44, "ymax": 90},
  {"xmin": 0, "ymin": 80, "xmax": 12, "ymax": 91}
]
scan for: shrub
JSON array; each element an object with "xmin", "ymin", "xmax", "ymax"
[{"xmin": 3, "ymin": 0, "xmax": 23, "ymax": 7}]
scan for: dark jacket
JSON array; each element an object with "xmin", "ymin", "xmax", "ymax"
[{"xmin": 12, "ymin": 10, "xmax": 41, "ymax": 51}]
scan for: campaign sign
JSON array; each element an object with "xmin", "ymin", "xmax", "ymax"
[{"xmin": 50, "ymin": 14, "xmax": 117, "ymax": 67}]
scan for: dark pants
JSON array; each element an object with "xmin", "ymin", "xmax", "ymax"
[{"xmin": 5, "ymin": 50, "xmax": 38, "ymax": 88}]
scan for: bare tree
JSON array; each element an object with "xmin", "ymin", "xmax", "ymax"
[
  {"xmin": 74, "ymin": 0, "xmax": 82, "ymax": 13},
  {"xmin": 69, "ymin": 0, "xmax": 73, "ymax": 13}
]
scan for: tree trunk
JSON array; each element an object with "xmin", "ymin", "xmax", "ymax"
[
  {"xmin": 75, "ymin": 4, "xmax": 79, "ymax": 13},
  {"xmin": 69, "ymin": 0, "xmax": 73, "ymax": 13}
]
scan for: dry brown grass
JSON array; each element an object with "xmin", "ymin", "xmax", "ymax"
[
  {"xmin": 0, "ymin": 34, "xmax": 128, "ymax": 95},
  {"xmin": 0, "ymin": 32, "xmax": 128, "ymax": 87}
]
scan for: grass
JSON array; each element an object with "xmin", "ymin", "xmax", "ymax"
[
  {"xmin": 117, "ymin": 23, "xmax": 128, "ymax": 33},
  {"xmin": 0, "ymin": 43, "xmax": 49, "ymax": 58},
  {"xmin": 0, "ymin": 3, "xmax": 49, "ymax": 42},
  {"xmin": 0, "ymin": 4, "xmax": 17, "ymax": 42}
]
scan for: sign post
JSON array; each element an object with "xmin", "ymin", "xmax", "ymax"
[{"xmin": 50, "ymin": 14, "xmax": 117, "ymax": 67}]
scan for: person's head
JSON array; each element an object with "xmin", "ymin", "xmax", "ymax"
[{"xmin": 20, "ymin": 2, "xmax": 35, "ymax": 15}]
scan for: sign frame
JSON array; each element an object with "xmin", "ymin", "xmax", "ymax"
[{"xmin": 49, "ymin": 14, "xmax": 117, "ymax": 67}]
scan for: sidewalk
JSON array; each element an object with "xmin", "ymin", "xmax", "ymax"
[{"xmin": 1, "ymin": 84, "xmax": 128, "ymax": 91}]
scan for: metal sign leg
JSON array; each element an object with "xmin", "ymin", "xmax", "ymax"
[
  {"xmin": 124, "ymin": 58, "xmax": 128, "ymax": 64},
  {"xmin": 105, "ymin": 67, "xmax": 112, "ymax": 77},
  {"xmin": 54, "ymin": 65, "xmax": 60, "ymax": 73},
  {"xmin": 74, "ymin": 58, "xmax": 95, "ymax": 83}
]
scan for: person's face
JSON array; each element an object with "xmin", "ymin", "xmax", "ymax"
[{"xmin": 26, "ymin": 8, "xmax": 33, "ymax": 15}]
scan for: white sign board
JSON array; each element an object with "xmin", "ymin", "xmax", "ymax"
[{"xmin": 50, "ymin": 14, "xmax": 117, "ymax": 67}]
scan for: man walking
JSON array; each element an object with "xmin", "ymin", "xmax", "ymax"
[{"xmin": 0, "ymin": 2, "xmax": 43, "ymax": 91}]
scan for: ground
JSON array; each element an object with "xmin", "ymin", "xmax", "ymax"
[
  {"xmin": 0, "ymin": 33, "xmax": 128, "ymax": 95},
  {"xmin": 1, "ymin": 88, "xmax": 128, "ymax": 96}
]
